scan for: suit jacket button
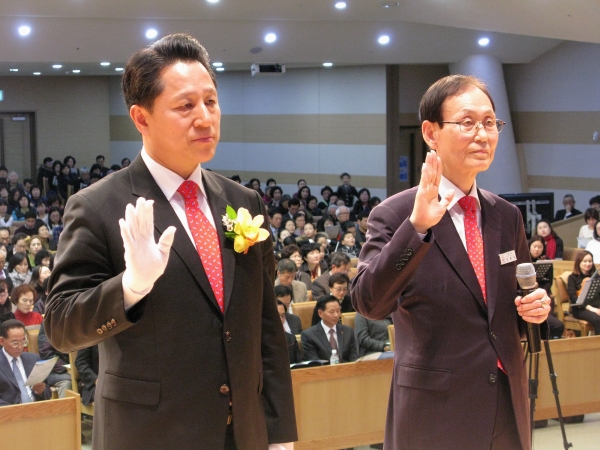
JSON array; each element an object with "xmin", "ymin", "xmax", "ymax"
[
  {"xmin": 220, "ymin": 384, "xmax": 230, "ymax": 395},
  {"xmin": 490, "ymin": 331, "xmax": 497, "ymax": 340},
  {"xmin": 106, "ymin": 322, "xmax": 113, "ymax": 330},
  {"xmin": 489, "ymin": 374, "xmax": 497, "ymax": 385},
  {"xmin": 225, "ymin": 331, "xmax": 232, "ymax": 342},
  {"xmin": 407, "ymin": 248, "xmax": 413, "ymax": 255},
  {"xmin": 396, "ymin": 263, "xmax": 403, "ymax": 271},
  {"xmin": 96, "ymin": 328, "xmax": 103, "ymax": 335},
  {"xmin": 111, "ymin": 319, "xmax": 117, "ymax": 327},
  {"xmin": 101, "ymin": 325, "xmax": 107, "ymax": 332}
]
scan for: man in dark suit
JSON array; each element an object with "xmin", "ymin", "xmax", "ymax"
[
  {"xmin": 554, "ymin": 194, "xmax": 582, "ymax": 220},
  {"xmin": 352, "ymin": 75, "xmax": 550, "ymax": 450},
  {"xmin": 0, "ymin": 319, "xmax": 51, "ymax": 406},
  {"xmin": 275, "ymin": 288, "xmax": 302, "ymax": 335},
  {"xmin": 44, "ymin": 34, "xmax": 296, "ymax": 450},
  {"xmin": 301, "ymin": 296, "xmax": 358, "ymax": 362},
  {"xmin": 311, "ymin": 252, "xmax": 351, "ymax": 300}
]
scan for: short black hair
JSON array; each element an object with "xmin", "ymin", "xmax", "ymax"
[
  {"xmin": 1, "ymin": 319, "xmax": 25, "ymax": 338},
  {"xmin": 288, "ymin": 198, "xmax": 300, "ymax": 207},
  {"xmin": 24, "ymin": 211, "xmax": 36, "ymax": 220},
  {"xmin": 340, "ymin": 172, "xmax": 350, "ymax": 179},
  {"xmin": 329, "ymin": 252, "xmax": 350, "ymax": 268},
  {"xmin": 316, "ymin": 295, "xmax": 341, "ymax": 312},
  {"xmin": 274, "ymin": 285, "xmax": 292, "ymax": 299},
  {"xmin": 329, "ymin": 272, "xmax": 350, "ymax": 288}
]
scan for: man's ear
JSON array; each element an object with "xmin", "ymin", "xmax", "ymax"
[
  {"xmin": 129, "ymin": 105, "xmax": 151, "ymax": 136},
  {"xmin": 421, "ymin": 120, "xmax": 439, "ymax": 150},
  {"xmin": 317, "ymin": 309, "xmax": 324, "ymax": 319}
]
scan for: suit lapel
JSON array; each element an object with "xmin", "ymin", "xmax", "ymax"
[
  {"xmin": 433, "ymin": 212, "xmax": 487, "ymax": 313},
  {"xmin": 336, "ymin": 326, "xmax": 345, "ymax": 360},
  {"xmin": 128, "ymin": 158, "xmax": 223, "ymax": 315},
  {"xmin": 0, "ymin": 351, "xmax": 18, "ymax": 388},
  {"xmin": 479, "ymin": 189, "xmax": 502, "ymax": 321},
  {"xmin": 316, "ymin": 326, "xmax": 331, "ymax": 353},
  {"xmin": 202, "ymin": 171, "xmax": 236, "ymax": 314}
]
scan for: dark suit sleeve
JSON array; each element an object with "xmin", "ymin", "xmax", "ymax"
[
  {"xmin": 354, "ymin": 314, "xmax": 385, "ymax": 354},
  {"xmin": 555, "ymin": 236, "xmax": 564, "ymax": 259},
  {"xmin": 44, "ymin": 192, "xmax": 137, "ymax": 353},
  {"xmin": 253, "ymin": 191, "xmax": 298, "ymax": 443},
  {"xmin": 567, "ymin": 274, "xmax": 580, "ymax": 304},
  {"xmin": 311, "ymin": 279, "xmax": 328, "ymax": 300},
  {"xmin": 75, "ymin": 346, "xmax": 98, "ymax": 391},
  {"xmin": 351, "ymin": 200, "xmax": 432, "ymax": 320},
  {"xmin": 300, "ymin": 329, "xmax": 322, "ymax": 361},
  {"xmin": 344, "ymin": 328, "xmax": 359, "ymax": 362}
]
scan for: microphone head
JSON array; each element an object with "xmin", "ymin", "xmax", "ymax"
[{"xmin": 516, "ymin": 263, "xmax": 536, "ymax": 290}]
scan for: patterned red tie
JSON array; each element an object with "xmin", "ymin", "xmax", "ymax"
[
  {"xmin": 458, "ymin": 196, "xmax": 486, "ymax": 302},
  {"xmin": 177, "ymin": 180, "xmax": 224, "ymax": 312}
]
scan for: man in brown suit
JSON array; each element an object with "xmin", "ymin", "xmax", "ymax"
[
  {"xmin": 352, "ymin": 75, "xmax": 550, "ymax": 450},
  {"xmin": 44, "ymin": 34, "xmax": 296, "ymax": 450}
]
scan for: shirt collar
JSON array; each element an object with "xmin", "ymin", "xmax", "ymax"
[
  {"xmin": 320, "ymin": 320, "xmax": 337, "ymax": 335},
  {"xmin": 141, "ymin": 148, "xmax": 207, "ymax": 201},
  {"xmin": 2, "ymin": 347, "xmax": 18, "ymax": 364},
  {"xmin": 439, "ymin": 175, "xmax": 480, "ymax": 211}
]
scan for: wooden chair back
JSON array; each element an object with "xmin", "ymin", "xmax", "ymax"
[
  {"xmin": 387, "ymin": 324, "xmax": 395, "ymax": 351},
  {"xmin": 554, "ymin": 271, "xmax": 595, "ymax": 336},
  {"xmin": 292, "ymin": 301, "xmax": 317, "ymax": 331},
  {"xmin": 307, "ymin": 290, "xmax": 313, "ymax": 302},
  {"xmin": 347, "ymin": 267, "xmax": 358, "ymax": 280},
  {"xmin": 42, "ymin": 177, "xmax": 50, "ymax": 199},
  {"xmin": 26, "ymin": 327, "xmax": 40, "ymax": 355},
  {"xmin": 66, "ymin": 184, "xmax": 74, "ymax": 200},
  {"xmin": 350, "ymin": 257, "xmax": 358, "ymax": 268},
  {"xmin": 341, "ymin": 312, "xmax": 356, "ymax": 329},
  {"xmin": 0, "ymin": 394, "xmax": 81, "ymax": 450}
]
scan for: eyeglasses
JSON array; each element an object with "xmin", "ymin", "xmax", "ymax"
[
  {"xmin": 9, "ymin": 339, "xmax": 28, "ymax": 348},
  {"xmin": 440, "ymin": 118, "xmax": 505, "ymax": 134},
  {"xmin": 331, "ymin": 286, "xmax": 348, "ymax": 293}
]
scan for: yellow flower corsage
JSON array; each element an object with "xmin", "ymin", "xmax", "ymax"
[{"xmin": 222, "ymin": 206, "xmax": 270, "ymax": 254}]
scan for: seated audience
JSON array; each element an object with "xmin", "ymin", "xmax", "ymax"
[
  {"xmin": 0, "ymin": 199, "xmax": 12, "ymax": 227},
  {"xmin": 536, "ymin": 220, "xmax": 563, "ymax": 259},
  {"xmin": 589, "ymin": 195, "xmax": 600, "ymax": 211},
  {"xmin": 352, "ymin": 188, "xmax": 371, "ymax": 219},
  {"xmin": 318, "ymin": 186, "xmax": 333, "ymax": 211},
  {"xmin": 368, "ymin": 197, "xmax": 381, "ymax": 210},
  {"xmin": 267, "ymin": 207, "xmax": 282, "ymax": 242},
  {"xmin": 311, "ymin": 252, "xmax": 351, "ymax": 300},
  {"xmin": 316, "ymin": 214, "xmax": 336, "ymax": 233},
  {"xmin": 29, "ymin": 185, "xmax": 44, "ymax": 208},
  {"xmin": 296, "ymin": 186, "xmax": 311, "ymax": 205},
  {"xmin": 8, "ymin": 252, "xmax": 30, "ymax": 289},
  {"xmin": 280, "ymin": 244, "xmax": 312, "ymax": 289},
  {"xmin": 34, "ymin": 248, "xmax": 52, "ymax": 268},
  {"xmin": 75, "ymin": 345, "xmax": 99, "ymax": 406},
  {"xmin": 274, "ymin": 229, "xmax": 291, "ymax": 253},
  {"xmin": 312, "ymin": 273, "xmax": 354, "ymax": 325},
  {"xmin": 47, "ymin": 207, "xmax": 64, "ymax": 247},
  {"xmin": 274, "ymin": 259, "xmax": 309, "ymax": 304},
  {"xmin": 282, "ymin": 218, "xmax": 296, "ymax": 237},
  {"xmin": 11, "ymin": 193, "xmax": 35, "ymax": 221},
  {"xmin": 14, "ymin": 211, "xmax": 41, "ymax": 237},
  {"xmin": 31, "ymin": 266, "xmax": 51, "ymax": 314},
  {"xmin": 579, "ymin": 208, "xmax": 600, "ymax": 241},
  {"xmin": 0, "ymin": 281, "xmax": 14, "ymax": 324},
  {"xmin": 11, "ymin": 284, "xmax": 42, "ymax": 326},
  {"xmin": 336, "ymin": 231, "xmax": 361, "ymax": 258},
  {"xmin": 567, "ymin": 250, "xmax": 600, "ymax": 335},
  {"xmin": 267, "ymin": 186, "xmax": 283, "ymax": 209},
  {"xmin": 247, "ymin": 178, "xmax": 264, "ymax": 198},
  {"xmin": 36, "ymin": 157, "xmax": 54, "ymax": 187},
  {"xmin": 301, "ymin": 222, "xmax": 317, "ymax": 243},
  {"xmin": 35, "ymin": 224, "xmax": 53, "ymax": 251},
  {"xmin": 293, "ymin": 213, "xmax": 306, "ymax": 236},
  {"xmin": 275, "ymin": 286, "xmax": 302, "ymax": 334},
  {"xmin": 282, "ymin": 198, "xmax": 301, "ymax": 222},
  {"xmin": 37, "ymin": 323, "xmax": 72, "ymax": 398},
  {"xmin": 337, "ymin": 173, "xmax": 358, "ymax": 208},
  {"xmin": 301, "ymin": 296, "xmax": 358, "ymax": 362},
  {"xmin": 355, "ymin": 313, "xmax": 393, "ymax": 356},
  {"xmin": 35, "ymin": 200, "xmax": 49, "ymax": 225},
  {"xmin": 335, "ymin": 206, "xmax": 351, "ymax": 226},
  {"xmin": 305, "ymin": 196, "xmax": 322, "ymax": 217},
  {"xmin": 275, "ymin": 301, "xmax": 303, "ymax": 365},
  {"xmin": 300, "ymin": 243, "xmax": 328, "ymax": 282},
  {"xmin": 585, "ymin": 221, "xmax": 600, "ymax": 263},
  {"xmin": 554, "ymin": 194, "xmax": 582, "ymax": 221},
  {"xmin": 355, "ymin": 211, "xmax": 369, "ymax": 245},
  {"xmin": 26, "ymin": 235, "xmax": 44, "ymax": 267},
  {"xmin": 0, "ymin": 319, "xmax": 51, "ymax": 405}
]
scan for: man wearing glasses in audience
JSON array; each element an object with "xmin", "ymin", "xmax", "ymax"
[{"xmin": 0, "ymin": 319, "xmax": 51, "ymax": 405}]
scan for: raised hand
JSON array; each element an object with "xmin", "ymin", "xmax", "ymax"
[
  {"xmin": 409, "ymin": 150, "xmax": 455, "ymax": 234},
  {"xmin": 119, "ymin": 197, "xmax": 176, "ymax": 295}
]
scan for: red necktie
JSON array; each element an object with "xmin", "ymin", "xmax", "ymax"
[
  {"xmin": 177, "ymin": 180, "xmax": 224, "ymax": 312},
  {"xmin": 458, "ymin": 196, "xmax": 486, "ymax": 302}
]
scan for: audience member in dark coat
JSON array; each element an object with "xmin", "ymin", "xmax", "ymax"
[{"xmin": 75, "ymin": 345, "xmax": 99, "ymax": 406}]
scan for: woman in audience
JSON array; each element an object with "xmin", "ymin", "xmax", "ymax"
[
  {"xmin": 8, "ymin": 252, "xmax": 31, "ymax": 289},
  {"xmin": 296, "ymin": 186, "xmax": 311, "ymax": 204},
  {"xmin": 35, "ymin": 224, "xmax": 52, "ymax": 250},
  {"xmin": 8, "ymin": 188, "xmax": 23, "ymax": 215},
  {"xmin": 293, "ymin": 213, "xmax": 306, "ymax": 236},
  {"xmin": 318, "ymin": 186, "xmax": 333, "ymax": 211},
  {"xmin": 306, "ymin": 196, "xmax": 323, "ymax": 217},
  {"xmin": 31, "ymin": 265, "xmax": 52, "ymax": 314},
  {"xmin": 121, "ymin": 157, "xmax": 131, "ymax": 168},
  {"xmin": 316, "ymin": 215, "xmax": 336, "ymax": 232},
  {"xmin": 34, "ymin": 249, "xmax": 52, "ymax": 268},
  {"xmin": 302, "ymin": 223, "xmax": 317, "ymax": 243},
  {"xmin": 567, "ymin": 250, "xmax": 600, "ymax": 334},
  {"xmin": 30, "ymin": 184, "xmax": 44, "ymax": 208},
  {"xmin": 579, "ymin": 208, "xmax": 599, "ymax": 240},
  {"xmin": 47, "ymin": 206, "xmax": 64, "ymax": 248},
  {"xmin": 282, "ymin": 218, "xmax": 296, "ymax": 236},
  {"xmin": 274, "ymin": 229, "xmax": 291, "ymax": 254},
  {"xmin": 26, "ymin": 235, "xmax": 44, "ymax": 267},
  {"xmin": 247, "ymin": 178, "xmax": 264, "ymax": 198},
  {"xmin": 280, "ymin": 244, "xmax": 312, "ymax": 289},
  {"xmin": 528, "ymin": 235, "xmax": 547, "ymax": 262},
  {"xmin": 57, "ymin": 162, "xmax": 75, "ymax": 201},
  {"xmin": 36, "ymin": 200, "xmax": 49, "ymax": 225},
  {"xmin": 267, "ymin": 186, "xmax": 283, "ymax": 209},
  {"xmin": 11, "ymin": 192, "xmax": 35, "ymax": 221},
  {"xmin": 300, "ymin": 242, "xmax": 328, "ymax": 282},
  {"xmin": 352, "ymin": 188, "xmax": 371, "ymax": 218},
  {"xmin": 50, "ymin": 160, "xmax": 63, "ymax": 193},
  {"xmin": 64, "ymin": 155, "xmax": 79, "ymax": 177},
  {"xmin": 536, "ymin": 220, "xmax": 563, "ymax": 259},
  {"xmin": 585, "ymin": 220, "xmax": 600, "ymax": 263},
  {"xmin": 11, "ymin": 284, "xmax": 42, "ymax": 326},
  {"xmin": 0, "ymin": 186, "xmax": 9, "ymax": 204},
  {"xmin": 368, "ymin": 197, "xmax": 381, "ymax": 210},
  {"xmin": 0, "ymin": 199, "xmax": 12, "ymax": 227},
  {"xmin": 0, "ymin": 280, "xmax": 13, "ymax": 324},
  {"xmin": 315, "ymin": 233, "xmax": 330, "ymax": 257}
]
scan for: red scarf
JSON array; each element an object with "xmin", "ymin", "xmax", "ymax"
[{"xmin": 544, "ymin": 234, "xmax": 557, "ymax": 259}]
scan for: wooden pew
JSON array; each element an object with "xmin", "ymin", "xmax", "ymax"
[{"xmin": 0, "ymin": 393, "xmax": 81, "ymax": 450}]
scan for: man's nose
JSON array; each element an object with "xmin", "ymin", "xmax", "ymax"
[{"xmin": 193, "ymin": 104, "xmax": 212, "ymax": 127}]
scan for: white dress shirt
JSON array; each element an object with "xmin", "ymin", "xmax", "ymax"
[
  {"xmin": 3, "ymin": 347, "xmax": 33, "ymax": 399},
  {"xmin": 320, "ymin": 321, "xmax": 338, "ymax": 348},
  {"xmin": 438, "ymin": 176, "xmax": 482, "ymax": 250}
]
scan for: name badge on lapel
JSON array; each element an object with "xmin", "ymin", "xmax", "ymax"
[{"xmin": 499, "ymin": 250, "xmax": 517, "ymax": 265}]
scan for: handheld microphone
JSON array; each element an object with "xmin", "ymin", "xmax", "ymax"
[{"xmin": 516, "ymin": 263, "xmax": 542, "ymax": 354}]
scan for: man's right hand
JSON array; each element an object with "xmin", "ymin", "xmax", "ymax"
[
  {"xmin": 409, "ymin": 150, "xmax": 454, "ymax": 234},
  {"xmin": 119, "ymin": 197, "xmax": 176, "ymax": 296}
]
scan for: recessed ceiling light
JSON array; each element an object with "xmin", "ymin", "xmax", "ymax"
[
  {"xmin": 100, "ymin": 62, "xmax": 110, "ymax": 66},
  {"xmin": 335, "ymin": 2, "xmax": 347, "ymax": 9},
  {"xmin": 33, "ymin": 72, "xmax": 41, "ymax": 76},
  {"xmin": 52, "ymin": 64, "xmax": 63, "ymax": 69},
  {"xmin": 378, "ymin": 35, "xmax": 390, "ymax": 45},
  {"xmin": 265, "ymin": 33, "xmax": 277, "ymax": 44},
  {"xmin": 323, "ymin": 62, "xmax": 333, "ymax": 67},
  {"xmin": 72, "ymin": 70, "xmax": 81, "ymax": 74},
  {"xmin": 207, "ymin": 0, "xmax": 219, "ymax": 3},
  {"xmin": 213, "ymin": 62, "xmax": 223, "ymax": 67},
  {"xmin": 216, "ymin": 67, "xmax": 225, "ymax": 72},
  {"xmin": 478, "ymin": 37, "xmax": 490, "ymax": 46},
  {"xmin": 115, "ymin": 68, "xmax": 124, "ymax": 72},
  {"xmin": 145, "ymin": 29, "xmax": 158, "ymax": 39},
  {"xmin": 382, "ymin": 2, "xmax": 400, "ymax": 8},
  {"xmin": 18, "ymin": 26, "xmax": 31, "ymax": 37},
  {"xmin": 9, "ymin": 69, "xmax": 18, "ymax": 72}
]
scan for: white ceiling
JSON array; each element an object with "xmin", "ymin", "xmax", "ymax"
[{"xmin": 1, "ymin": 0, "xmax": 599, "ymax": 76}]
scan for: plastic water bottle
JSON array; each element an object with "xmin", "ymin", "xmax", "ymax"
[{"xmin": 330, "ymin": 349, "xmax": 339, "ymax": 365}]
